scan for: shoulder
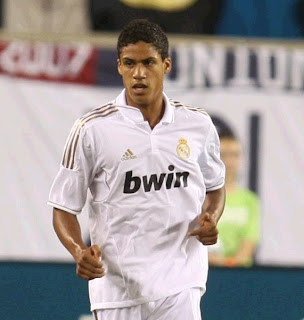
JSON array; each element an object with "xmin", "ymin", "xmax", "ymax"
[
  {"xmin": 73, "ymin": 102, "xmax": 120, "ymax": 134},
  {"xmin": 62, "ymin": 103, "xmax": 119, "ymax": 169},
  {"xmin": 169, "ymin": 99, "xmax": 216, "ymax": 137},
  {"xmin": 169, "ymin": 99, "xmax": 210, "ymax": 120}
]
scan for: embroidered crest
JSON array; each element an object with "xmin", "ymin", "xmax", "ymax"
[{"xmin": 177, "ymin": 138, "xmax": 190, "ymax": 159}]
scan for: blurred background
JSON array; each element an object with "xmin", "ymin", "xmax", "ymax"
[{"xmin": 0, "ymin": 1, "xmax": 303, "ymax": 319}]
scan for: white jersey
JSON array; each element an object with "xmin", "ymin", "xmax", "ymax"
[{"xmin": 48, "ymin": 90, "xmax": 225, "ymax": 311}]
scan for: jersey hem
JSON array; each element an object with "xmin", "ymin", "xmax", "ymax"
[
  {"xmin": 90, "ymin": 282, "xmax": 206, "ymax": 311},
  {"xmin": 47, "ymin": 201, "xmax": 80, "ymax": 215}
]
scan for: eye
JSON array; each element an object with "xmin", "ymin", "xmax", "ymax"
[
  {"xmin": 144, "ymin": 59, "xmax": 155, "ymax": 66},
  {"xmin": 123, "ymin": 60, "xmax": 134, "ymax": 67}
]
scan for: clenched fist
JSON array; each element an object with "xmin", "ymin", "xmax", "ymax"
[
  {"xmin": 75, "ymin": 245, "xmax": 106, "ymax": 280},
  {"xmin": 188, "ymin": 212, "xmax": 219, "ymax": 245}
]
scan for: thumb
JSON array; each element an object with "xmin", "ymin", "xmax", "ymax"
[
  {"xmin": 200, "ymin": 212, "xmax": 212, "ymax": 225},
  {"xmin": 90, "ymin": 245, "xmax": 102, "ymax": 260}
]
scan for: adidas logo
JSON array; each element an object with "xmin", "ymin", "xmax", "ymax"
[{"xmin": 121, "ymin": 149, "xmax": 137, "ymax": 161}]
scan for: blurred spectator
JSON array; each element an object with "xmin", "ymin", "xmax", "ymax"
[
  {"xmin": 88, "ymin": 0, "xmax": 224, "ymax": 34},
  {"xmin": 2, "ymin": 0, "xmax": 90, "ymax": 34},
  {"xmin": 208, "ymin": 130, "xmax": 260, "ymax": 267}
]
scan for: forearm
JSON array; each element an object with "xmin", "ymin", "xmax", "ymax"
[
  {"xmin": 53, "ymin": 208, "xmax": 87, "ymax": 261},
  {"xmin": 208, "ymin": 252, "xmax": 226, "ymax": 266},
  {"xmin": 231, "ymin": 240, "xmax": 257, "ymax": 265},
  {"xmin": 53, "ymin": 208, "xmax": 105, "ymax": 280},
  {"xmin": 189, "ymin": 186, "xmax": 225, "ymax": 245},
  {"xmin": 202, "ymin": 186, "xmax": 226, "ymax": 224}
]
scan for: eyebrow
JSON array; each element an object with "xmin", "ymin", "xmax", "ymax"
[{"xmin": 121, "ymin": 57, "xmax": 157, "ymax": 63}]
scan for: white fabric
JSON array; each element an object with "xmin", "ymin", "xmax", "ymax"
[
  {"xmin": 48, "ymin": 89, "xmax": 225, "ymax": 309},
  {"xmin": 93, "ymin": 288, "xmax": 202, "ymax": 320}
]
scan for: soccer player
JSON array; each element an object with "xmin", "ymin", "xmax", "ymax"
[{"xmin": 48, "ymin": 19, "xmax": 225, "ymax": 320}]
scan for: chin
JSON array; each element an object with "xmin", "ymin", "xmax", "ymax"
[
  {"xmin": 132, "ymin": 95, "xmax": 149, "ymax": 105},
  {"xmin": 135, "ymin": 100, "xmax": 149, "ymax": 108}
]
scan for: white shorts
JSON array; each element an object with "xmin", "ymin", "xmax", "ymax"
[{"xmin": 93, "ymin": 288, "xmax": 202, "ymax": 320}]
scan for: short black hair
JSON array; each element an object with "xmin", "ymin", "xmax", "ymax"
[{"xmin": 117, "ymin": 19, "xmax": 169, "ymax": 60}]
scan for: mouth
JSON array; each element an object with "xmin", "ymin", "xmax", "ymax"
[{"xmin": 132, "ymin": 83, "xmax": 148, "ymax": 94}]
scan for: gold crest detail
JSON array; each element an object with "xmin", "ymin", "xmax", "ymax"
[{"xmin": 177, "ymin": 138, "xmax": 190, "ymax": 159}]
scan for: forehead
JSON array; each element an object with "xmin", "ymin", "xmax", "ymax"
[{"xmin": 120, "ymin": 41, "xmax": 161, "ymax": 60}]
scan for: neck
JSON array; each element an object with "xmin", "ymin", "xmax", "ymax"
[
  {"xmin": 126, "ymin": 94, "xmax": 165, "ymax": 129},
  {"xmin": 141, "ymin": 101, "xmax": 165, "ymax": 129}
]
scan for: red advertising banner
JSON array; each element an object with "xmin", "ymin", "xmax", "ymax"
[{"xmin": 0, "ymin": 40, "xmax": 98, "ymax": 84}]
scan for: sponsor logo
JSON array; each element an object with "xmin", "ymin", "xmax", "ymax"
[{"xmin": 123, "ymin": 165, "xmax": 189, "ymax": 193}]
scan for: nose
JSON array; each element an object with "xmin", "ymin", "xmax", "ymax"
[{"xmin": 133, "ymin": 63, "xmax": 146, "ymax": 80}]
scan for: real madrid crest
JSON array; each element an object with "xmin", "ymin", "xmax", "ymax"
[{"xmin": 177, "ymin": 138, "xmax": 190, "ymax": 159}]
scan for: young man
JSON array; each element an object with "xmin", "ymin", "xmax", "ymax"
[
  {"xmin": 48, "ymin": 19, "xmax": 225, "ymax": 320},
  {"xmin": 208, "ymin": 131, "xmax": 260, "ymax": 267}
]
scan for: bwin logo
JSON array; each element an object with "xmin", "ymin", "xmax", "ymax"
[{"xmin": 123, "ymin": 165, "xmax": 189, "ymax": 194}]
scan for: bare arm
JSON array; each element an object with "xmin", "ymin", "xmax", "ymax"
[
  {"xmin": 188, "ymin": 186, "xmax": 226, "ymax": 245},
  {"xmin": 201, "ymin": 186, "xmax": 226, "ymax": 224},
  {"xmin": 229, "ymin": 240, "xmax": 257, "ymax": 266},
  {"xmin": 53, "ymin": 208, "xmax": 105, "ymax": 280}
]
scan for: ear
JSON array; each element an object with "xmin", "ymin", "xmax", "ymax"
[
  {"xmin": 117, "ymin": 58, "xmax": 122, "ymax": 75},
  {"xmin": 164, "ymin": 57, "xmax": 172, "ymax": 74}
]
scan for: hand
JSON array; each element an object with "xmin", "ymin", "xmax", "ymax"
[
  {"xmin": 75, "ymin": 245, "xmax": 106, "ymax": 280},
  {"xmin": 188, "ymin": 212, "xmax": 218, "ymax": 245}
]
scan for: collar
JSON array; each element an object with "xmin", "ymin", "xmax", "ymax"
[{"xmin": 114, "ymin": 89, "xmax": 174, "ymax": 124}]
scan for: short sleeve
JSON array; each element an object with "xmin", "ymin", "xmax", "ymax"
[
  {"xmin": 198, "ymin": 120, "xmax": 225, "ymax": 191},
  {"xmin": 48, "ymin": 121, "xmax": 97, "ymax": 214}
]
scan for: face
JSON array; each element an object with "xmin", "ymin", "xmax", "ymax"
[
  {"xmin": 117, "ymin": 41, "xmax": 171, "ymax": 109},
  {"xmin": 220, "ymin": 138, "xmax": 242, "ymax": 179}
]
